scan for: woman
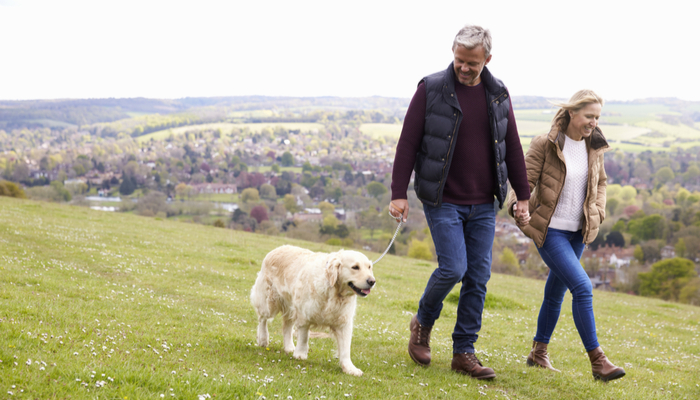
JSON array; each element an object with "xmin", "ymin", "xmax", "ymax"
[{"xmin": 506, "ymin": 89, "xmax": 625, "ymax": 382}]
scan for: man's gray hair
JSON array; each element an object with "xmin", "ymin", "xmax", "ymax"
[{"xmin": 452, "ymin": 25, "xmax": 492, "ymax": 58}]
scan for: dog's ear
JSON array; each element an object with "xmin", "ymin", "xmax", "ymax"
[{"xmin": 325, "ymin": 253, "xmax": 342, "ymax": 287}]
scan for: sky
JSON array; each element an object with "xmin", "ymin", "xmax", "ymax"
[{"xmin": 1, "ymin": 0, "xmax": 699, "ymax": 102}]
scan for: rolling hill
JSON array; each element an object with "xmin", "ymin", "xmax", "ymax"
[{"xmin": 1, "ymin": 196, "xmax": 698, "ymax": 398}]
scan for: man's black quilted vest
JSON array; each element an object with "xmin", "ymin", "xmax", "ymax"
[{"xmin": 413, "ymin": 63, "xmax": 511, "ymax": 208}]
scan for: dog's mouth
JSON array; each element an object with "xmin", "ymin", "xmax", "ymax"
[{"xmin": 348, "ymin": 282, "xmax": 371, "ymax": 297}]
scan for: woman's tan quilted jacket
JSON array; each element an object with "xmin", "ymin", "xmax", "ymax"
[{"xmin": 507, "ymin": 125, "xmax": 610, "ymax": 247}]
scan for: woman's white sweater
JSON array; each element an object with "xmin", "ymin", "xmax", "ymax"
[{"xmin": 549, "ymin": 135, "xmax": 588, "ymax": 232}]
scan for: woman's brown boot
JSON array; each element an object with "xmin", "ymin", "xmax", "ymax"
[
  {"xmin": 526, "ymin": 341, "xmax": 560, "ymax": 372},
  {"xmin": 587, "ymin": 347, "xmax": 625, "ymax": 382}
]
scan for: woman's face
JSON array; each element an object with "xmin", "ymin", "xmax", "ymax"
[{"xmin": 568, "ymin": 102, "xmax": 602, "ymax": 140}]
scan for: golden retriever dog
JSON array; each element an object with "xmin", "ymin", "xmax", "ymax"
[{"xmin": 250, "ymin": 245, "xmax": 375, "ymax": 376}]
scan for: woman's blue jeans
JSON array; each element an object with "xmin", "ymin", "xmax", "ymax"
[
  {"xmin": 418, "ymin": 202, "xmax": 495, "ymax": 354},
  {"xmin": 535, "ymin": 228, "xmax": 599, "ymax": 351}
]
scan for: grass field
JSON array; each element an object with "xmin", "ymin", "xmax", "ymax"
[
  {"xmin": 598, "ymin": 104, "xmax": 671, "ymax": 125},
  {"xmin": 126, "ymin": 112, "xmax": 154, "ymax": 118},
  {"xmin": 515, "ymin": 120, "xmax": 551, "ymax": 138},
  {"xmin": 514, "ymin": 109, "xmax": 556, "ymax": 123},
  {"xmin": 597, "ymin": 124, "xmax": 651, "ymax": 141},
  {"xmin": 24, "ymin": 119, "xmax": 76, "ymax": 129},
  {"xmin": 249, "ymin": 165, "xmax": 303, "ymax": 174},
  {"xmin": 1, "ymin": 196, "xmax": 699, "ymax": 399},
  {"xmin": 635, "ymin": 121, "xmax": 700, "ymax": 140},
  {"xmin": 514, "ymin": 104, "xmax": 700, "ymax": 153},
  {"xmin": 187, "ymin": 193, "xmax": 239, "ymax": 203},
  {"xmin": 359, "ymin": 123, "xmax": 403, "ymax": 139},
  {"xmin": 138, "ymin": 122, "xmax": 325, "ymax": 142},
  {"xmin": 230, "ymin": 110, "xmax": 275, "ymax": 119},
  {"xmin": 519, "ymin": 123, "xmax": 657, "ymax": 152}
]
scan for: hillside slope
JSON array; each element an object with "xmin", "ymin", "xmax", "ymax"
[{"xmin": 0, "ymin": 197, "xmax": 698, "ymax": 399}]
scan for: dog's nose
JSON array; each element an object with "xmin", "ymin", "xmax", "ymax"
[{"xmin": 367, "ymin": 278, "xmax": 376, "ymax": 287}]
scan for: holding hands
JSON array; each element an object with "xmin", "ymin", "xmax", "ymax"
[{"xmin": 514, "ymin": 199, "xmax": 530, "ymax": 227}]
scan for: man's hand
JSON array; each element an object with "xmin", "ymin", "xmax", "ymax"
[
  {"xmin": 514, "ymin": 199, "xmax": 530, "ymax": 226},
  {"xmin": 390, "ymin": 199, "xmax": 409, "ymax": 223}
]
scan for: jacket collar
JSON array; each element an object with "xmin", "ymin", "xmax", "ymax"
[
  {"xmin": 444, "ymin": 62, "xmax": 458, "ymax": 90},
  {"xmin": 588, "ymin": 126, "xmax": 610, "ymax": 151},
  {"xmin": 547, "ymin": 125, "xmax": 610, "ymax": 152},
  {"xmin": 478, "ymin": 66, "xmax": 506, "ymax": 96}
]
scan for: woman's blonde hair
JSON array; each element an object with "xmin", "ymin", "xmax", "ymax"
[{"xmin": 551, "ymin": 89, "xmax": 604, "ymax": 132}]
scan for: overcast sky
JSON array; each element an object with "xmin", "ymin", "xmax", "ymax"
[{"xmin": 1, "ymin": 0, "xmax": 699, "ymax": 102}]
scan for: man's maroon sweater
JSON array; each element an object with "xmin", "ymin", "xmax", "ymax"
[{"xmin": 391, "ymin": 80, "xmax": 530, "ymax": 205}]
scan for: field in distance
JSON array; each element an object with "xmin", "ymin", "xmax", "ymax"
[
  {"xmin": 134, "ymin": 101, "xmax": 700, "ymax": 152},
  {"xmin": 515, "ymin": 103, "xmax": 700, "ymax": 151},
  {"xmin": 138, "ymin": 122, "xmax": 325, "ymax": 142}
]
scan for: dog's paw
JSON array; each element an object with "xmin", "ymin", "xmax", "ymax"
[
  {"xmin": 284, "ymin": 346, "xmax": 295, "ymax": 354},
  {"xmin": 342, "ymin": 365, "xmax": 363, "ymax": 377},
  {"xmin": 293, "ymin": 351, "xmax": 308, "ymax": 360},
  {"xmin": 257, "ymin": 339, "xmax": 269, "ymax": 347}
]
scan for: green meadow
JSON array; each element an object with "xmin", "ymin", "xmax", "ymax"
[
  {"xmin": 357, "ymin": 102, "xmax": 700, "ymax": 153},
  {"xmin": 359, "ymin": 123, "xmax": 403, "ymax": 139},
  {"xmin": 515, "ymin": 105, "xmax": 700, "ymax": 152},
  {"xmin": 138, "ymin": 122, "xmax": 324, "ymax": 142},
  {"xmin": 1, "ymin": 196, "xmax": 699, "ymax": 399}
]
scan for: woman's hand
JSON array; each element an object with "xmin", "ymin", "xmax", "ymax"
[{"xmin": 514, "ymin": 200, "xmax": 530, "ymax": 227}]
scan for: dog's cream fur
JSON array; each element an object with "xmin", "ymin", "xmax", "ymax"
[{"xmin": 250, "ymin": 245, "xmax": 375, "ymax": 376}]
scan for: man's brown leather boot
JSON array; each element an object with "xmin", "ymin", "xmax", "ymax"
[
  {"xmin": 451, "ymin": 353, "xmax": 496, "ymax": 380},
  {"xmin": 408, "ymin": 315, "xmax": 431, "ymax": 366},
  {"xmin": 588, "ymin": 347, "xmax": 625, "ymax": 382},
  {"xmin": 526, "ymin": 341, "xmax": 560, "ymax": 372}
]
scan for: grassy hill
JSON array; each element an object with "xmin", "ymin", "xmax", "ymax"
[{"xmin": 1, "ymin": 196, "xmax": 698, "ymax": 399}]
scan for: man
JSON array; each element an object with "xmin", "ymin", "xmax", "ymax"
[{"xmin": 389, "ymin": 25, "xmax": 531, "ymax": 380}]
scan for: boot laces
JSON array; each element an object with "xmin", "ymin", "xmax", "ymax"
[
  {"xmin": 464, "ymin": 353, "xmax": 482, "ymax": 366},
  {"xmin": 416, "ymin": 323, "xmax": 431, "ymax": 346}
]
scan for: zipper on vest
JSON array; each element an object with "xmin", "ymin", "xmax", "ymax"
[
  {"xmin": 489, "ymin": 91, "xmax": 508, "ymax": 199},
  {"xmin": 438, "ymin": 112, "xmax": 460, "ymax": 205},
  {"xmin": 489, "ymin": 91, "xmax": 508, "ymax": 107}
]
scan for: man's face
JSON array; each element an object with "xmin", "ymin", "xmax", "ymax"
[{"xmin": 453, "ymin": 45, "xmax": 492, "ymax": 86}]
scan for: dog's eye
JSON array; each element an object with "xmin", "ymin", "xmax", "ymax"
[{"xmin": 352, "ymin": 265, "xmax": 360, "ymax": 270}]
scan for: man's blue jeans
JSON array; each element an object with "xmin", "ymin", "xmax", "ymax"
[
  {"xmin": 418, "ymin": 202, "xmax": 495, "ymax": 354},
  {"xmin": 535, "ymin": 228, "xmax": 600, "ymax": 351}
]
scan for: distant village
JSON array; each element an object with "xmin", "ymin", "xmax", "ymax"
[{"xmin": 2, "ymin": 102, "xmax": 700, "ymax": 304}]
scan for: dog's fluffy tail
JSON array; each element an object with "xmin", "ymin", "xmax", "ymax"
[
  {"xmin": 251, "ymin": 253, "xmax": 278, "ymax": 347},
  {"xmin": 250, "ymin": 256, "xmax": 273, "ymax": 319}
]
